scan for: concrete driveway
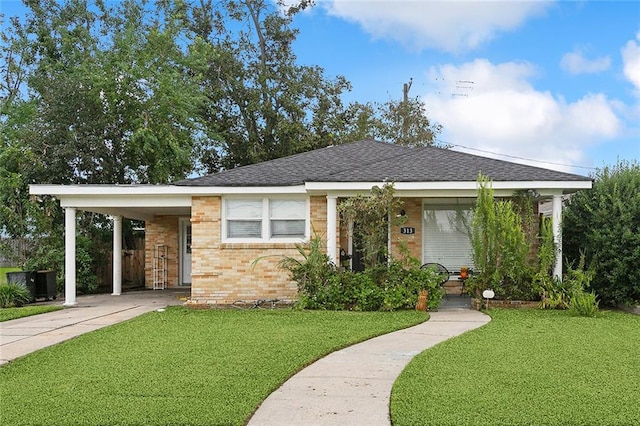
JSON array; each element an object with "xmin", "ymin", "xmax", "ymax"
[{"xmin": 0, "ymin": 289, "xmax": 188, "ymax": 365}]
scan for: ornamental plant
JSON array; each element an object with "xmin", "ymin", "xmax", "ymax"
[{"xmin": 467, "ymin": 174, "xmax": 537, "ymax": 300}]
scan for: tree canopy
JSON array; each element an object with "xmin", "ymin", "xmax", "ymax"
[{"xmin": 0, "ymin": 0, "xmax": 441, "ymax": 288}]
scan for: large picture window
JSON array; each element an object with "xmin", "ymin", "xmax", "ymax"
[
  {"xmin": 225, "ymin": 197, "xmax": 307, "ymax": 241},
  {"xmin": 422, "ymin": 200, "xmax": 475, "ymax": 272}
]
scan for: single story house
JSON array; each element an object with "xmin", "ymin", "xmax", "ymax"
[{"xmin": 30, "ymin": 140, "xmax": 592, "ymax": 306}]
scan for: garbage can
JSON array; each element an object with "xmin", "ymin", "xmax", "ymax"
[
  {"xmin": 6, "ymin": 271, "xmax": 37, "ymax": 303},
  {"xmin": 36, "ymin": 270, "xmax": 57, "ymax": 300}
]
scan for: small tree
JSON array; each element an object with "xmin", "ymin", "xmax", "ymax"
[
  {"xmin": 338, "ymin": 182, "xmax": 405, "ymax": 269},
  {"xmin": 468, "ymin": 174, "xmax": 536, "ymax": 300}
]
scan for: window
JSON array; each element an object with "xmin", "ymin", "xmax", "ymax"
[
  {"xmin": 270, "ymin": 199, "xmax": 305, "ymax": 238},
  {"xmin": 225, "ymin": 197, "xmax": 307, "ymax": 241},
  {"xmin": 422, "ymin": 201, "xmax": 474, "ymax": 272},
  {"xmin": 227, "ymin": 200, "xmax": 263, "ymax": 238}
]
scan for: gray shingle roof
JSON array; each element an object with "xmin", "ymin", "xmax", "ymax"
[{"xmin": 173, "ymin": 140, "xmax": 591, "ymax": 187}]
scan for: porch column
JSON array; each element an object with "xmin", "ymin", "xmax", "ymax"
[
  {"xmin": 552, "ymin": 194, "xmax": 563, "ymax": 281},
  {"xmin": 64, "ymin": 207, "xmax": 77, "ymax": 306},
  {"xmin": 112, "ymin": 215, "xmax": 122, "ymax": 296},
  {"xmin": 326, "ymin": 195, "xmax": 338, "ymax": 264}
]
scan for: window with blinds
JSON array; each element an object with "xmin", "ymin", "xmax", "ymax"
[
  {"xmin": 226, "ymin": 200, "xmax": 263, "ymax": 238},
  {"xmin": 225, "ymin": 198, "xmax": 307, "ymax": 241},
  {"xmin": 422, "ymin": 203, "xmax": 474, "ymax": 272},
  {"xmin": 270, "ymin": 199, "xmax": 305, "ymax": 238}
]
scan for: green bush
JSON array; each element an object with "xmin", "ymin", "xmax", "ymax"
[
  {"xmin": 568, "ymin": 291, "xmax": 599, "ymax": 317},
  {"xmin": 468, "ymin": 175, "xmax": 540, "ymax": 301},
  {"xmin": 563, "ymin": 160, "xmax": 640, "ymax": 306},
  {"xmin": 0, "ymin": 283, "xmax": 31, "ymax": 308},
  {"xmin": 279, "ymin": 239, "xmax": 443, "ymax": 311}
]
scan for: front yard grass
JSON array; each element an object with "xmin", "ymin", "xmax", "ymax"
[
  {"xmin": 0, "ymin": 307, "xmax": 427, "ymax": 425},
  {"xmin": 0, "ymin": 267, "xmax": 21, "ymax": 285},
  {"xmin": 0, "ymin": 305, "xmax": 63, "ymax": 322},
  {"xmin": 391, "ymin": 309, "xmax": 640, "ymax": 426}
]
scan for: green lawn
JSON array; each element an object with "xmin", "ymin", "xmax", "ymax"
[
  {"xmin": 0, "ymin": 267, "xmax": 21, "ymax": 285},
  {"xmin": 0, "ymin": 305, "xmax": 63, "ymax": 322},
  {"xmin": 0, "ymin": 307, "xmax": 427, "ymax": 426},
  {"xmin": 391, "ymin": 309, "xmax": 640, "ymax": 426}
]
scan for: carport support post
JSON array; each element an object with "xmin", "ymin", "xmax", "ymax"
[
  {"xmin": 326, "ymin": 195, "xmax": 338, "ymax": 264},
  {"xmin": 552, "ymin": 194, "xmax": 563, "ymax": 281},
  {"xmin": 64, "ymin": 207, "xmax": 77, "ymax": 306},
  {"xmin": 112, "ymin": 215, "xmax": 122, "ymax": 296}
]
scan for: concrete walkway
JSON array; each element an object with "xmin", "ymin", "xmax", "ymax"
[
  {"xmin": 0, "ymin": 290, "xmax": 187, "ymax": 365},
  {"xmin": 248, "ymin": 307, "xmax": 490, "ymax": 426}
]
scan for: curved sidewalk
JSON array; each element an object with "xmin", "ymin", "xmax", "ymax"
[{"xmin": 248, "ymin": 308, "xmax": 490, "ymax": 426}]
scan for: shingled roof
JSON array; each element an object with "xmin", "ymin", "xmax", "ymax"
[{"xmin": 173, "ymin": 140, "xmax": 591, "ymax": 187}]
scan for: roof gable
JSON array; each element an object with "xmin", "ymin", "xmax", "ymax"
[{"xmin": 174, "ymin": 140, "xmax": 591, "ymax": 187}]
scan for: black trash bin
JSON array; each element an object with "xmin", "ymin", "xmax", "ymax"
[
  {"xmin": 36, "ymin": 270, "xmax": 57, "ymax": 300},
  {"xmin": 6, "ymin": 271, "xmax": 37, "ymax": 303}
]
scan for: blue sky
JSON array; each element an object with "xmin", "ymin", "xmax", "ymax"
[
  {"xmin": 291, "ymin": 0, "xmax": 640, "ymax": 174},
  {"xmin": 2, "ymin": 1, "xmax": 638, "ymax": 176}
]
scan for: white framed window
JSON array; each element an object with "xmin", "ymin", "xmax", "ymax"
[
  {"xmin": 270, "ymin": 199, "xmax": 306, "ymax": 238},
  {"xmin": 224, "ymin": 197, "xmax": 308, "ymax": 242},
  {"xmin": 227, "ymin": 199, "xmax": 263, "ymax": 238},
  {"xmin": 422, "ymin": 199, "xmax": 475, "ymax": 272}
]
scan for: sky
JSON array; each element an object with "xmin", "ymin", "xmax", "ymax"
[
  {"xmin": 1, "ymin": 0, "xmax": 638, "ymax": 176},
  {"xmin": 290, "ymin": 0, "xmax": 640, "ymax": 175}
]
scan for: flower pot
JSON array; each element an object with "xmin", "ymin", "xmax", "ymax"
[{"xmin": 416, "ymin": 289, "xmax": 428, "ymax": 311}]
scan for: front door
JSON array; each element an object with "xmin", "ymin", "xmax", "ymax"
[{"xmin": 180, "ymin": 219, "xmax": 192, "ymax": 286}]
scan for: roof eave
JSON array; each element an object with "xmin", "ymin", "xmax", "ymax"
[{"xmin": 304, "ymin": 180, "xmax": 592, "ymax": 196}]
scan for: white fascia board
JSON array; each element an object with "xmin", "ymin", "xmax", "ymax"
[
  {"xmin": 29, "ymin": 184, "xmax": 306, "ymax": 196},
  {"xmin": 56, "ymin": 194, "xmax": 191, "ymax": 209},
  {"xmin": 305, "ymin": 180, "xmax": 592, "ymax": 195}
]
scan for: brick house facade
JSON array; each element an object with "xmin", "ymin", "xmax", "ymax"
[{"xmin": 30, "ymin": 140, "xmax": 592, "ymax": 306}]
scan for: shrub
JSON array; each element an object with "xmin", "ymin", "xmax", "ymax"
[
  {"xmin": 277, "ymin": 234, "xmax": 336, "ymax": 300},
  {"xmin": 278, "ymin": 237, "xmax": 443, "ymax": 311},
  {"xmin": 0, "ymin": 283, "xmax": 31, "ymax": 308},
  {"xmin": 568, "ymin": 291, "xmax": 599, "ymax": 317},
  {"xmin": 563, "ymin": 160, "xmax": 640, "ymax": 306},
  {"xmin": 539, "ymin": 255, "xmax": 597, "ymax": 313},
  {"xmin": 468, "ymin": 175, "xmax": 539, "ymax": 301}
]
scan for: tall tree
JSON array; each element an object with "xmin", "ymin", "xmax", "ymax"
[
  {"xmin": 337, "ymin": 80, "xmax": 442, "ymax": 147},
  {"xmin": 18, "ymin": 0, "xmax": 208, "ymax": 185},
  {"xmin": 172, "ymin": 0, "xmax": 351, "ymax": 169}
]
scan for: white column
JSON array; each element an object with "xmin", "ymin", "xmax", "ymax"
[
  {"xmin": 112, "ymin": 215, "xmax": 123, "ymax": 296},
  {"xmin": 552, "ymin": 194, "xmax": 563, "ymax": 281},
  {"xmin": 64, "ymin": 207, "xmax": 77, "ymax": 306},
  {"xmin": 326, "ymin": 195, "xmax": 338, "ymax": 264}
]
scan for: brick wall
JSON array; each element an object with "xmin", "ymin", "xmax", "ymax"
[
  {"xmin": 389, "ymin": 198, "xmax": 423, "ymax": 261},
  {"xmin": 185, "ymin": 196, "xmax": 331, "ymax": 306},
  {"xmin": 146, "ymin": 195, "xmax": 544, "ymax": 305},
  {"xmin": 145, "ymin": 216, "xmax": 179, "ymax": 288}
]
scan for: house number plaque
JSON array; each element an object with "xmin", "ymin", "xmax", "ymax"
[{"xmin": 400, "ymin": 227, "xmax": 415, "ymax": 235}]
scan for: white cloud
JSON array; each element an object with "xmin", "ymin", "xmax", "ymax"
[
  {"xmin": 422, "ymin": 59, "xmax": 622, "ymax": 172},
  {"xmin": 621, "ymin": 32, "xmax": 640, "ymax": 95},
  {"xmin": 560, "ymin": 50, "xmax": 611, "ymax": 74},
  {"xmin": 318, "ymin": 0, "xmax": 552, "ymax": 52}
]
